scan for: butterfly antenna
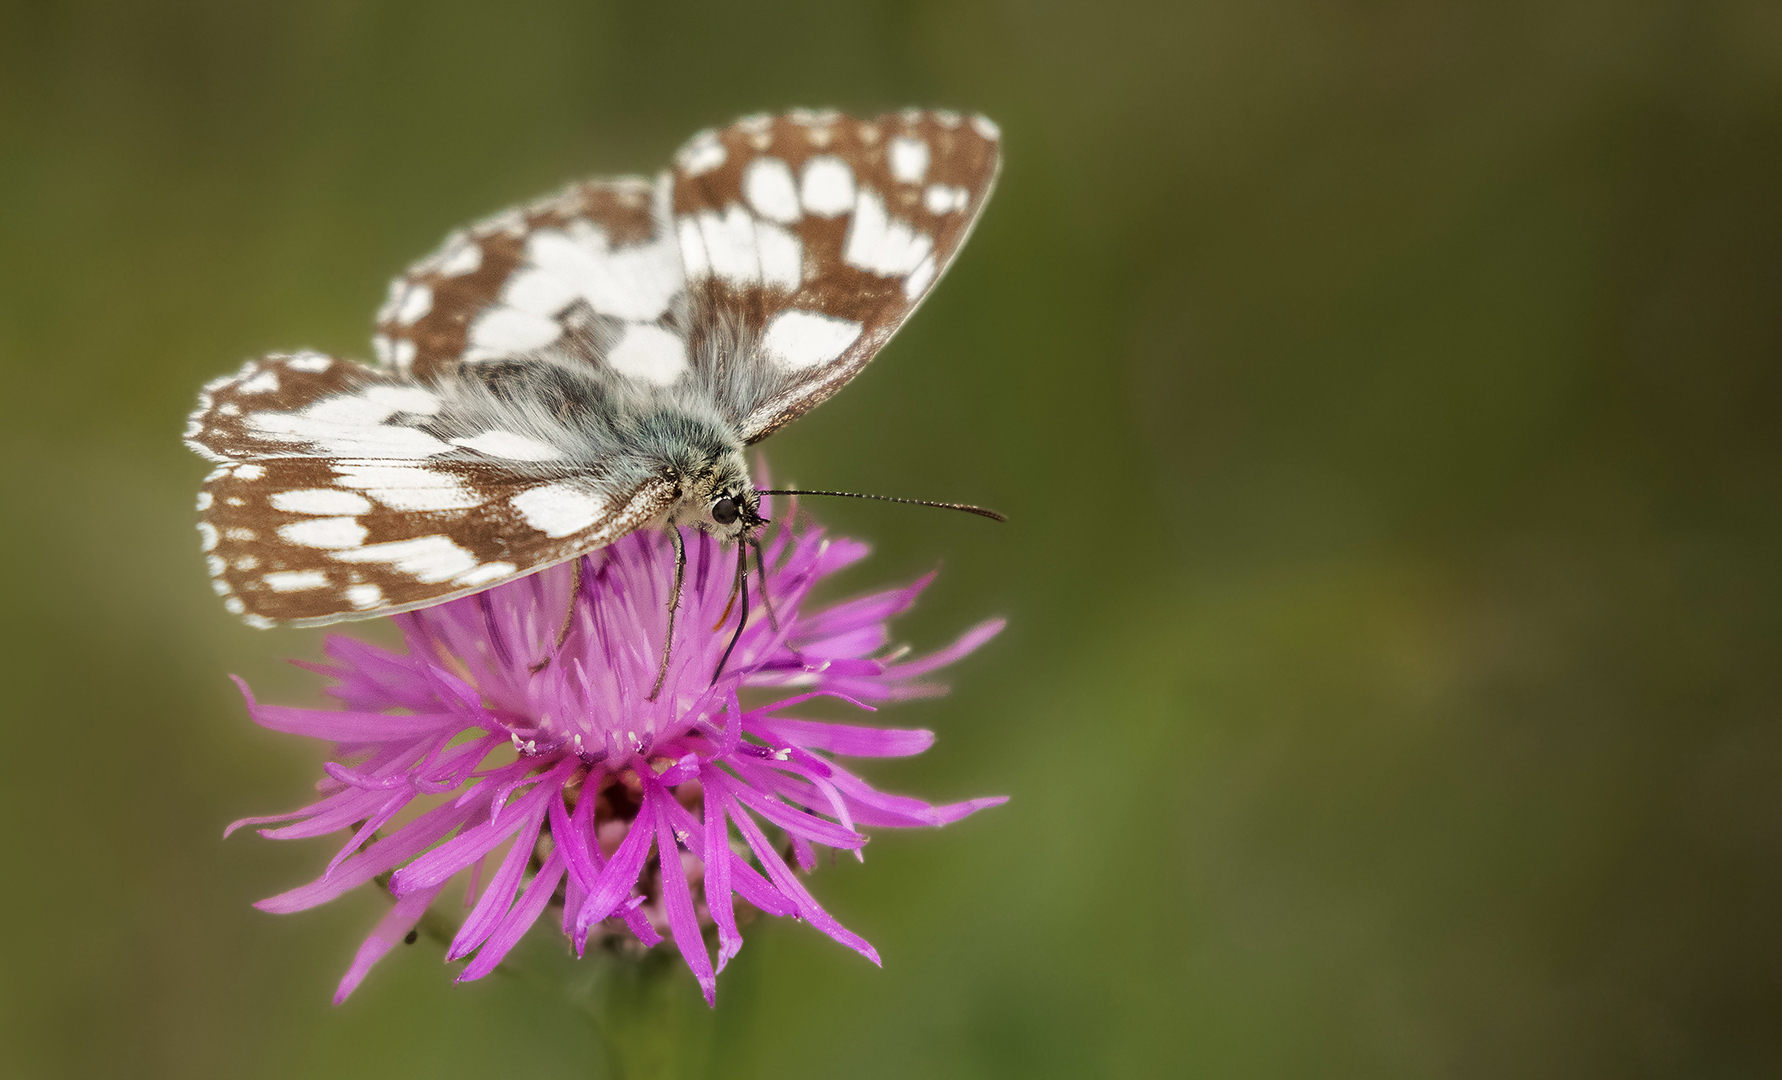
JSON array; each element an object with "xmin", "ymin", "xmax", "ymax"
[
  {"xmin": 712, "ymin": 543, "xmax": 749, "ymax": 685},
  {"xmin": 755, "ymin": 489, "xmax": 1006, "ymax": 522}
]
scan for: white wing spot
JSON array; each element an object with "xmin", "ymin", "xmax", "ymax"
[
  {"xmin": 761, "ymin": 310, "xmax": 864, "ymax": 371},
  {"xmin": 373, "ymin": 335, "xmax": 393, "ymax": 366},
  {"xmin": 744, "ymin": 157, "xmax": 802, "ymax": 224},
  {"xmin": 521, "ymin": 226, "xmax": 684, "ymax": 322},
  {"xmin": 696, "ymin": 207, "xmax": 763, "ymax": 286},
  {"xmin": 270, "ymin": 489, "xmax": 374, "ymax": 516},
  {"xmin": 395, "ymin": 283, "xmax": 433, "ymax": 326},
  {"xmin": 345, "ymin": 582, "xmax": 384, "ymax": 609},
  {"xmin": 844, "ymin": 189, "xmax": 934, "ymax": 278},
  {"xmin": 511, "ymin": 482, "xmax": 608, "ymax": 538},
  {"xmin": 247, "ymin": 392, "xmax": 447, "ymax": 459},
  {"xmin": 972, "ymin": 114, "xmax": 1001, "ymax": 140},
  {"xmin": 330, "ymin": 535, "xmax": 479, "ymax": 583},
  {"xmin": 924, "ymin": 184, "xmax": 970, "ymax": 214},
  {"xmin": 755, "ymin": 222, "xmax": 803, "ymax": 291},
  {"xmin": 676, "ymin": 216, "xmax": 710, "ymax": 280},
  {"xmin": 224, "ymin": 597, "xmax": 246, "ymax": 614},
  {"xmin": 196, "ymin": 492, "xmax": 213, "ymax": 511},
  {"xmin": 889, "ymin": 137, "xmax": 930, "ymax": 184},
  {"xmin": 904, "ymin": 254, "xmax": 937, "ymax": 299},
  {"xmin": 607, "ymin": 323, "xmax": 689, "ymax": 386},
  {"xmin": 800, "ymin": 156, "xmax": 856, "ymax": 217},
  {"xmin": 436, "ymin": 236, "xmax": 483, "ymax": 276},
  {"xmin": 677, "ymin": 130, "xmax": 726, "ymax": 176},
  {"xmin": 476, "ymin": 208, "xmax": 526, "ymax": 238},
  {"xmin": 376, "ymin": 279, "xmax": 404, "ymax": 324},
  {"xmin": 503, "ymin": 265, "xmax": 575, "ymax": 316},
  {"xmin": 934, "ymin": 110, "xmax": 962, "ymax": 128},
  {"xmin": 278, "ymin": 516, "xmax": 369, "ymax": 550},
  {"xmin": 453, "ymin": 561, "xmax": 516, "ymax": 588},
  {"xmin": 233, "ymin": 464, "xmax": 266, "ymax": 481},
  {"xmin": 363, "ymin": 385, "xmax": 442, "ymax": 415},
  {"xmin": 334, "ymin": 464, "xmax": 479, "ymax": 512},
  {"xmin": 450, "ymin": 431, "xmax": 565, "ymax": 461},
  {"xmin": 392, "ymin": 339, "xmax": 417, "ymax": 371},
  {"xmin": 238, "ymin": 369, "xmax": 280, "ymax": 394},
  {"xmin": 467, "ymin": 306, "xmax": 563, "ymax": 357},
  {"xmin": 198, "ymin": 522, "xmax": 219, "ymax": 552},
  {"xmin": 287, "ymin": 352, "xmax": 333, "ymax": 373},
  {"xmin": 225, "ymin": 527, "xmax": 257, "ymax": 542},
  {"xmin": 264, "ymin": 569, "xmax": 329, "ymax": 593}
]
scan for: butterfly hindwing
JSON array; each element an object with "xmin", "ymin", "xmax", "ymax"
[
  {"xmin": 186, "ymin": 354, "xmax": 676, "ymax": 626},
  {"xmin": 373, "ymin": 176, "xmax": 687, "ymax": 385},
  {"xmin": 669, "ymin": 109, "xmax": 1002, "ymax": 441}
]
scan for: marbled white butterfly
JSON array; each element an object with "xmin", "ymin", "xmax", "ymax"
[{"xmin": 185, "ymin": 108, "xmax": 1001, "ymax": 682}]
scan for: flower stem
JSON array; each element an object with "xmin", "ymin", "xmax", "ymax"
[{"xmin": 578, "ymin": 948, "xmax": 693, "ymax": 1080}]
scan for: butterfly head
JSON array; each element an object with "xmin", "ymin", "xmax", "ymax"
[{"xmin": 671, "ymin": 452, "xmax": 766, "ymax": 542}]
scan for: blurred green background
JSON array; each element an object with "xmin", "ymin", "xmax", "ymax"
[{"xmin": 4, "ymin": 1, "xmax": 1781, "ymax": 1076}]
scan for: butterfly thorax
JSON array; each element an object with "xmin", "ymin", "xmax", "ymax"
[{"xmin": 441, "ymin": 356, "xmax": 761, "ymax": 541}]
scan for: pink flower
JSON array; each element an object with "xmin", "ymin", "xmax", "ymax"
[{"xmin": 225, "ymin": 498, "xmax": 1005, "ymax": 1004}]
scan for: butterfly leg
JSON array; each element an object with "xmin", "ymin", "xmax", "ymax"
[
  {"xmin": 647, "ymin": 527, "xmax": 687, "ymax": 701},
  {"xmin": 528, "ymin": 556, "xmax": 585, "ymax": 673}
]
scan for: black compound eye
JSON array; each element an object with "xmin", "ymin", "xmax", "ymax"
[{"xmin": 711, "ymin": 496, "xmax": 739, "ymax": 526}]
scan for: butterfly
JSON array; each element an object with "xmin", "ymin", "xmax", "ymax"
[{"xmin": 184, "ymin": 108, "xmax": 1001, "ymax": 679}]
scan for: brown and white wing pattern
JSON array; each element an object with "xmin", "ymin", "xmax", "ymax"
[
  {"xmin": 372, "ymin": 176, "xmax": 687, "ymax": 385},
  {"xmin": 184, "ymin": 353, "xmax": 674, "ymax": 626},
  {"xmin": 669, "ymin": 109, "xmax": 1001, "ymax": 441},
  {"xmin": 186, "ymin": 109, "xmax": 999, "ymax": 628}
]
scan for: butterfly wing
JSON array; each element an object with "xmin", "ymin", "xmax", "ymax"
[
  {"xmin": 372, "ymin": 175, "xmax": 689, "ymax": 386},
  {"xmin": 668, "ymin": 109, "xmax": 1002, "ymax": 442},
  {"xmin": 373, "ymin": 109, "xmax": 1001, "ymax": 440},
  {"xmin": 185, "ymin": 353, "xmax": 675, "ymax": 626}
]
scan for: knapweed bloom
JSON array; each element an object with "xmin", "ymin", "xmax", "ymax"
[{"xmin": 227, "ymin": 503, "xmax": 1005, "ymax": 1004}]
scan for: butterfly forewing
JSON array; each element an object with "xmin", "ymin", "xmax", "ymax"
[
  {"xmin": 187, "ymin": 354, "xmax": 674, "ymax": 626},
  {"xmin": 669, "ymin": 109, "xmax": 1001, "ymax": 441}
]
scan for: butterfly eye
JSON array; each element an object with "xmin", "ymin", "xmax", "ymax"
[{"xmin": 711, "ymin": 496, "xmax": 739, "ymax": 525}]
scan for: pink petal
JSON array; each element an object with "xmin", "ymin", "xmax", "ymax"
[{"xmin": 333, "ymin": 882, "xmax": 446, "ymax": 1004}]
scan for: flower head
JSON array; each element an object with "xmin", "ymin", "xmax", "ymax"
[{"xmin": 227, "ymin": 499, "xmax": 1005, "ymax": 1004}]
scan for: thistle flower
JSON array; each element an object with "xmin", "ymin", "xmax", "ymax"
[{"xmin": 226, "ymin": 499, "xmax": 1005, "ymax": 1004}]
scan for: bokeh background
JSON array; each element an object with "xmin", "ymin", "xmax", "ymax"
[{"xmin": 4, "ymin": 1, "xmax": 1781, "ymax": 1076}]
